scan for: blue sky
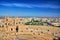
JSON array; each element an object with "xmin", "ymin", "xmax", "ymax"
[{"xmin": 0, "ymin": 0, "xmax": 60, "ymax": 17}]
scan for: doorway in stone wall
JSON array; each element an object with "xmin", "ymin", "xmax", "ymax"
[{"xmin": 16, "ymin": 26, "xmax": 18, "ymax": 32}]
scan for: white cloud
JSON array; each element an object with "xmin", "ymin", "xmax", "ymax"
[
  {"xmin": 0, "ymin": 3, "xmax": 60, "ymax": 8},
  {"xmin": 0, "ymin": 4, "xmax": 13, "ymax": 6},
  {"xmin": 13, "ymin": 3, "xmax": 33, "ymax": 8}
]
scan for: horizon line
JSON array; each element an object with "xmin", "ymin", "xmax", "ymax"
[{"xmin": 0, "ymin": 16, "xmax": 60, "ymax": 18}]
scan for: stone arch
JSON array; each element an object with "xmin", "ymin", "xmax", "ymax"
[{"xmin": 16, "ymin": 26, "xmax": 18, "ymax": 32}]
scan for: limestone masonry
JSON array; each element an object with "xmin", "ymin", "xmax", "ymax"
[{"xmin": 0, "ymin": 16, "xmax": 60, "ymax": 40}]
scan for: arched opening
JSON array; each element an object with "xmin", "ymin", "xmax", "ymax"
[
  {"xmin": 16, "ymin": 26, "xmax": 18, "ymax": 32},
  {"xmin": 11, "ymin": 28, "xmax": 13, "ymax": 31}
]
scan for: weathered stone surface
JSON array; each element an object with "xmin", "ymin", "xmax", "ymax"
[{"xmin": 0, "ymin": 17, "xmax": 60, "ymax": 40}]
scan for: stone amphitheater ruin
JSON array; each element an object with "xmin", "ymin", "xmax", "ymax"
[{"xmin": 0, "ymin": 16, "xmax": 60, "ymax": 40}]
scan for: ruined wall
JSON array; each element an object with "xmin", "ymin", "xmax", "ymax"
[{"xmin": 0, "ymin": 17, "xmax": 60, "ymax": 40}]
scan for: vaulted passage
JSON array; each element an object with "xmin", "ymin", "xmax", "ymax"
[{"xmin": 16, "ymin": 26, "xmax": 18, "ymax": 32}]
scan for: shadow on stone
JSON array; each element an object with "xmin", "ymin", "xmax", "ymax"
[{"xmin": 15, "ymin": 37, "xmax": 27, "ymax": 40}]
